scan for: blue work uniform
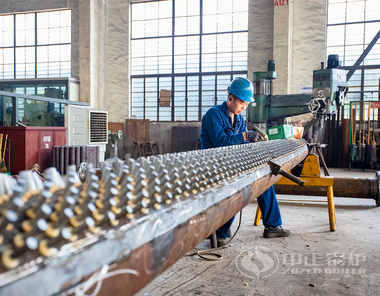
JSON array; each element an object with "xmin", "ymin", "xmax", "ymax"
[{"xmin": 200, "ymin": 101, "xmax": 282, "ymax": 239}]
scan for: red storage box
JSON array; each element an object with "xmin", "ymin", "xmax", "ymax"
[{"xmin": 0, "ymin": 126, "xmax": 67, "ymax": 175}]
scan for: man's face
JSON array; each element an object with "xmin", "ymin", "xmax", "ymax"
[{"xmin": 227, "ymin": 95, "xmax": 250, "ymax": 115}]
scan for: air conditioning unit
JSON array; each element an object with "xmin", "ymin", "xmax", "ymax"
[{"xmin": 65, "ymin": 105, "xmax": 108, "ymax": 162}]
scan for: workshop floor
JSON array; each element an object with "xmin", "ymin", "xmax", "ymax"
[{"xmin": 136, "ymin": 169, "xmax": 380, "ymax": 296}]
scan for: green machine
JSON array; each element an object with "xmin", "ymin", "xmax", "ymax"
[
  {"xmin": 311, "ymin": 54, "xmax": 348, "ymax": 115},
  {"xmin": 248, "ymin": 57, "xmax": 348, "ymax": 125},
  {"xmin": 248, "ymin": 60, "xmax": 313, "ymax": 124}
]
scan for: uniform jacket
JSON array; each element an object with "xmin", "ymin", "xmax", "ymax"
[{"xmin": 200, "ymin": 101, "xmax": 248, "ymax": 149}]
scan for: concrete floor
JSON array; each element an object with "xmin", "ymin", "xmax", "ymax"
[{"xmin": 136, "ymin": 169, "xmax": 380, "ymax": 296}]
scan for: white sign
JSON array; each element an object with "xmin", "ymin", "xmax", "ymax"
[{"xmin": 300, "ymin": 85, "xmax": 312, "ymax": 94}]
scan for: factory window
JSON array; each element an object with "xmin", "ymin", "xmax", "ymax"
[
  {"xmin": 326, "ymin": 0, "xmax": 380, "ymax": 103},
  {"xmin": 130, "ymin": 0, "xmax": 248, "ymax": 121},
  {"xmin": 0, "ymin": 10, "xmax": 71, "ymax": 79}
]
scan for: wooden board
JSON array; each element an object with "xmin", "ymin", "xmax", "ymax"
[{"xmin": 125, "ymin": 119, "xmax": 149, "ymax": 154}]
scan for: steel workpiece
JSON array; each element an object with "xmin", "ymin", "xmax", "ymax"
[{"xmin": 0, "ymin": 139, "xmax": 308, "ymax": 296}]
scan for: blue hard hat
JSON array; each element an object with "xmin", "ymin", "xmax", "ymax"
[{"xmin": 227, "ymin": 77, "xmax": 254, "ymax": 103}]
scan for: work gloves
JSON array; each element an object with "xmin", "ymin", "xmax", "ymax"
[{"xmin": 246, "ymin": 131, "xmax": 260, "ymax": 142}]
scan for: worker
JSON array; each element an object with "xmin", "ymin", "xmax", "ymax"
[{"xmin": 200, "ymin": 77, "xmax": 290, "ymax": 247}]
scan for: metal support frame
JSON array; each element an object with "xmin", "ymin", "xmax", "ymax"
[
  {"xmin": 255, "ymin": 154, "xmax": 337, "ymax": 231},
  {"xmin": 346, "ymin": 30, "xmax": 380, "ymax": 82}
]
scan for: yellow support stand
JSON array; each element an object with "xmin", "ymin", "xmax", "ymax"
[{"xmin": 254, "ymin": 154, "xmax": 336, "ymax": 231}]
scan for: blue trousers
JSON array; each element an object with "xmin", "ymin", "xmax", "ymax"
[{"xmin": 216, "ymin": 186, "xmax": 282, "ymax": 239}]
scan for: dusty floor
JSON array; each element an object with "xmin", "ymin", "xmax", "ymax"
[{"xmin": 136, "ymin": 169, "xmax": 380, "ymax": 296}]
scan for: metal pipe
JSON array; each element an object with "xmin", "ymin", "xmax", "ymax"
[
  {"xmin": 0, "ymin": 139, "xmax": 308, "ymax": 296},
  {"xmin": 274, "ymin": 173, "xmax": 380, "ymax": 206}
]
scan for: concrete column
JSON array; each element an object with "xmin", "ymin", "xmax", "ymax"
[
  {"xmin": 71, "ymin": 1, "xmax": 80, "ymax": 80},
  {"xmin": 273, "ymin": 0, "xmax": 292, "ymax": 95},
  {"xmin": 79, "ymin": 1, "xmax": 92, "ymax": 104},
  {"xmin": 291, "ymin": 0, "xmax": 327, "ymax": 94},
  {"xmin": 248, "ymin": 0, "xmax": 274, "ymax": 77},
  {"xmin": 104, "ymin": 0, "xmax": 130, "ymax": 122},
  {"xmin": 79, "ymin": 0, "xmax": 130, "ymax": 120},
  {"xmin": 79, "ymin": 0, "xmax": 108, "ymax": 108}
]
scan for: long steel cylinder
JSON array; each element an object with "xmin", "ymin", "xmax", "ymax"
[
  {"xmin": 0, "ymin": 139, "xmax": 308, "ymax": 296},
  {"xmin": 274, "ymin": 173, "xmax": 380, "ymax": 206}
]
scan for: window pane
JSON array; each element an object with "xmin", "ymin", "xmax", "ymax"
[
  {"xmin": 159, "ymin": 0, "xmax": 172, "ymax": 18},
  {"xmin": 188, "ymin": 76, "xmax": 199, "ymax": 92},
  {"xmin": 217, "ymin": 52, "xmax": 232, "ymax": 71},
  {"xmin": 158, "ymin": 56, "xmax": 171, "ymax": 74},
  {"xmin": 175, "ymin": 0, "xmax": 187, "ymax": 17},
  {"xmin": 233, "ymin": 32, "xmax": 248, "ymax": 52},
  {"xmin": 0, "ymin": 16, "xmax": 14, "ymax": 47},
  {"xmin": 344, "ymin": 45, "xmax": 365, "ymax": 66},
  {"xmin": 218, "ymin": 0, "xmax": 233, "ymax": 14},
  {"xmin": 233, "ymin": 52, "xmax": 247, "ymax": 71},
  {"xmin": 187, "ymin": 54, "xmax": 199, "ymax": 72},
  {"xmin": 218, "ymin": 13, "xmax": 233, "ymax": 32},
  {"xmin": 233, "ymin": 0, "xmax": 248, "ymax": 12},
  {"xmin": 132, "ymin": 3, "xmax": 145, "ymax": 21},
  {"xmin": 159, "ymin": 18, "xmax": 172, "ymax": 36},
  {"xmin": 188, "ymin": 16, "xmax": 200, "ymax": 34},
  {"xmin": 175, "ymin": 76, "xmax": 186, "ymax": 91},
  {"xmin": 203, "ymin": 15, "xmax": 217, "ymax": 33},
  {"xmin": 202, "ymin": 35, "xmax": 216, "ymax": 54},
  {"xmin": 131, "ymin": 0, "xmax": 247, "ymax": 122},
  {"xmin": 202, "ymin": 53, "xmax": 217, "ymax": 72},
  {"xmin": 347, "ymin": 70, "xmax": 361, "ymax": 88},
  {"xmin": 37, "ymin": 12, "xmax": 49, "ymax": 29},
  {"xmin": 203, "ymin": 0, "xmax": 218, "ymax": 15},
  {"xmin": 365, "ymin": 22, "xmax": 380, "ymax": 45},
  {"xmin": 365, "ymin": 43, "xmax": 380, "ymax": 65},
  {"xmin": 1, "ymin": 10, "xmax": 71, "ymax": 79},
  {"xmin": 145, "ymin": 20, "xmax": 159, "ymax": 37},
  {"xmin": 202, "ymin": 76, "xmax": 215, "ymax": 91},
  {"xmin": 188, "ymin": 0, "xmax": 200, "ymax": 16},
  {"xmin": 131, "ymin": 21, "xmax": 145, "ymax": 38},
  {"xmin": 346, "ymin": 1, "xmax": 365, "ymax": 23},
  {"xmin": 345, "ymin": 23, "xmax": 364, "ymax": 46},
  {"xmin": 217, "ymin": 34, "xmax": 232, "ymax": 53},
  {"xmin": 233, "ymin": 12, "xmax": 248, "ymax": 31},
  {"xmin": 366, "ymin": 0, "xmax": 380, "ymax": 21},
  {"xmin": 60, "ymin": 10, "xmax": 71, "ymax": 27},
  {"xmin": 327, "ymin": 3, "xmax": 346, "ymax": 24},
  {"xmin": 327, "ymin": 25, "xmax": 345, "ymax": 47}
]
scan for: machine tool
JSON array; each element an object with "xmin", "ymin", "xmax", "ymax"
[{"xmin": 248, "ymin": 56, "xmax": 349, "ymax": 141}]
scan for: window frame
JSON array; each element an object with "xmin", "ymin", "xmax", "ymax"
[
  {"xmin": 130, "ymin": 0, "xmax": 249, "ymax": 122},
  {"xmin": 0, "ymin": 9, "xmax": 71, "ymax": 80}
]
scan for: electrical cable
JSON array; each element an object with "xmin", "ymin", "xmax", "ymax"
[{"xmin": 186, "ymin": 209, "xmax": 243, "ymax": 261}]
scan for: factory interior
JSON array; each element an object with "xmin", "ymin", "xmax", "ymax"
[{"xmin": 0, "ymin": 0, "xmax": 379, "ymax": 295}]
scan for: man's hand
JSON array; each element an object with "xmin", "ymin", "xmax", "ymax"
[
  {"xmin": 252, "ymin": 126, "xmax": 269, "ymax": 141},
  {"xmin": 246, "ymin": 130, "xmax": 260, "ymax": 142}
]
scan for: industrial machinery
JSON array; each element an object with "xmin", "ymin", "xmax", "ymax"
[
  {"xmin": 0, "ymin": 139, "xmax": 308, "ymax": 296},
  {"xmin": 248, "ymin": 56, "xmax": 349, "ymax": 131},
  {"xmin": 311, "ymin": 54, "xmax": 348, "ymax": 116}
]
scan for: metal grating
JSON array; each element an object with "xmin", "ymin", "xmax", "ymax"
[{"xmin": 89, "ymin": 111, "xmax": 108, "ymax": 144}]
